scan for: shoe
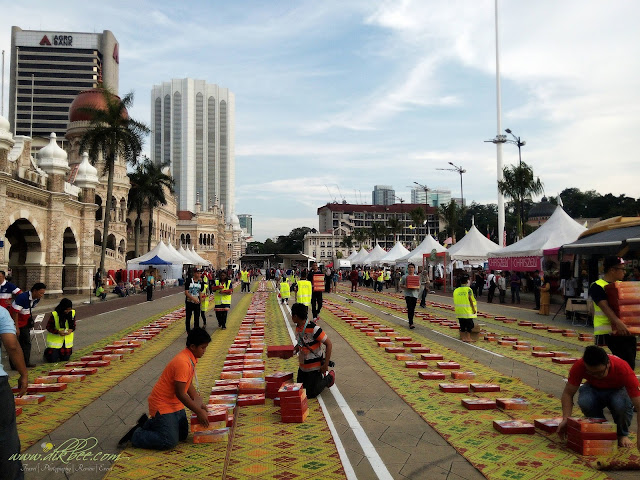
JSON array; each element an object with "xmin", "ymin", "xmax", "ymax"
[
  {"xmin": 222, "ymin": 326, "xmax": 226, "ymax": 330},
  {"xmin": 326, "ymin": 370, "xmax": 336, "ymax": 388},
  {"xmin": 26, "ymin": 363, "xmax": 36, "ymax": 368},
  {"xmin": 118, "ymin": 414, "xmax": 147, "ymax": 447},
  {"xmin": 409, "ymin": 324, "xmax": 415, "ymax": 329}
]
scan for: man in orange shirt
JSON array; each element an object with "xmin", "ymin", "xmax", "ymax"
[{"xmin": 118, "ymin": 328, "xmax": 211, "ymax": 449}]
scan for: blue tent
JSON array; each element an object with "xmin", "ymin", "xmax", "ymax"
[{"xmin": 139, "ymin": 255, "xmax": 172, "ymax": 266}]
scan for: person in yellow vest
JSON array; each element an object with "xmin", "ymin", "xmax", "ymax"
[
  {"xmin": 296, "ymin": 269, "xmax": 313, "ymax": 308},
  {"xmin": 377, "ymin": 269, "xmax": 385, "ymax": 292},
  {"xmin": 213, "ymin": 270, "xmax": 233, "ymax": 330},
  {"xmin": 44, "ymin": 298, "xmax": 76, "ymax": 362},
  {"xmin": 589, "ymin": 256, "xmax": 636, "ymax": 370},
  {"xmin": 384, "ymin": 269, "xmax": 391, "ymax": 289},
  {"xmin": 240, "ymin": 267, "xmax": 250, "ymax": 293},
  {"xmin": 364, "ymin": 269, "xmax": 370, "ymax": 288},
  {"xmin": 199, "ymin": 274, "xmax": 210, "ymax": 327},
  {"xmin": 453, "ymin": 275, "xmax": 477, "ymax": 342},
  {"xmin": 279, "ymin": 278, "xmax": 291, "ymax": 305}
]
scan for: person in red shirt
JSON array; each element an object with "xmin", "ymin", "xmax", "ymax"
[
  {"xmin": 557, "ymin": 345, "xmax": 640, "ymax": 449},
  {"xmin": 118, "ymin": 328, "xmax": 211, "ymax": 449}
]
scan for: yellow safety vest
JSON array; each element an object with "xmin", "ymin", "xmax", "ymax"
[
  {"xmin": 297, "ymin": 280, "xmax": 312, "ymax": 306},
  {"xmin": 241, "ymin": 271, "xmax": 249, "ymax": 282},
  {"xmin": 46, "ymin": 310, "xmax": 75, "ymax": 349},
  {"xmin": 453, "ymin": 286, "xmax": 476, "ymax": 319},
  {"xmin": 592, "ymin": 279, "xmax": 611, "ymax": 335},
  {"xmin": 214, "ymin": 280, "xmax": 232, "ymax": 305},
  {"xmin": 378, "ymin": 272, "xmax": 384, "ymax": 282},
  {"xmin": 280, "ymin": 281, "xmax": 290, "ymax": 298},
  {"xmin": 385, "ymin": 271, "xmax": 391, "ymax": 281},
  {"xmin": 365, "ymin": 272, "xmax": 370, "ymax": 281}
]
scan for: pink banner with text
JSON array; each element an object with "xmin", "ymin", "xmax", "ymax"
[{"xmin": 488, "ymin": 256, "xmax": 542, "ymax": 272}]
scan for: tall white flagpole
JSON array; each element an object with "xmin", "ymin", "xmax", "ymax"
[{"xmin": 495, "ymin": 0, "xmax": 505, "ymax": 246}]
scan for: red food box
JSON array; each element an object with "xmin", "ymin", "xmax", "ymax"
[
  {"xmin": 439, "ymin": 383, "xmax": 469, "ymax": 393},
  {"xmin": 532, "ymin": 352, "xmax": 555, "ymax": 358},
  {"xmin": 513, "ymin": 345, "xmax": 531, "ymax": 351},
  {"xmin": 385, "ymin": 347, "xmax": 405, "ymax": 353},
  {"xmin": 267, "ymin": 345, "xmax": 295, "ymax": 359},
  {"xmin": 534, "ymin": 418, "xmax": 563, "ymax": 433},
  {"xmin": 193, "ymin": 428, "xmax": 230, "ymax": 443},
  {"xmin": 395, "ymin": 337, "xmax": 412, "ymax": 342},
  {"xmin": 563, "ymin": 332, "xmax": 578, "ymax": 337},
  {"xmin": 278, "ymin": 383, "xmax": 305, "ymax": 398},
  {"xmin": 265, "ymin": 371, "xmax": 294, "ymax": 382},
  {"xmin": 451, "ymin": 371, "xmax": 475, "ymax": 380},
  {"xmin": 34, "ymin": 376, "xmax": 61, "ymax": 384},
  {"xmin": 48, "ymin": 368, "xmax": 75, "ymax": 375},
  {"xmin": 405, "ymin": 361, "xmax": 430, "ymax": 369},
  {"xmin": 566, "ymin": 426, "xmax": 618, "ymax": 440},
  {"xmin": 418, "ymin": 371, "xmax": 446, "ymax": 380},
  {"xmin": 567, "ymin": 441, "xmax": 617, "ymax": 456},
  {"xmin": 552, "ymin": 357, "xmax": 578, "ymax": 364},
  {"xmin": 436, "ymin": 361, "xmax": 460, "ymax": 369},
  {"xmin": 493, "ymin": 420, "xmax": 535, "ymax": 434},
  {"xmin": 532, "ymin": 346, "xmax": 546, "ymax": 351},
  {"xmin": 501, "ymin": 336, "xmax": 518, "ymax": 342},
  {"xmin": 374, "ymin": 337, "xmax": 391, "ymax": 342},
  {"xmin": 461, "ymin": 398, "xmax": 496, "ymax": 410},
  {"xmin": 411, "ymin": 347, "xmax": 431, "ymax": 353},
  {"xmin": 379, "ymin": 328, "xmax": 395, "ymax": 333},
  {"xmin": 58, "ymin": 374, "xmax": 86, "ymax": 383},
  {"xmin": 80, "ymin": 355, "xmax": 103, "ymax": 362},
  {"xmin": 550, "ymin": 351, "xmax": 570, "ymax": 357},
  {"xmin": 209, "ymin": 394, "xmax": 238, "ymax": 404},
  {"xmin": 15, "ymin": 407, "xmax": 22, "ymax": 416},
  {"xmin": 27, "ymin": 383, "xmax": 68, "ymax": 393},
  {"xmin": 281, "ymin": 408, "xmax": 309, "ymax": 423},
  {"xmin": 191, "ymin": 420, "xmax": 227, "ymax": 433},
  {"xmin": 566, "ymin": 417, "xmax": 617, "ymax": 433},
  {"xmin": 496, "ymin": 398, "xmax": 530, "ymax": 410},
  {"xmin": 237, "ymin": 394, "xmax": 266, "ymax": 406},
  {"xmin": 405, "ymin": 275, "xmax": 420, "ymax": 289},
  {"xmin": 14, "ymin": 394, "xmax": 45, "ymax": 405},
  {"xmin": 211, "ymin": 385, "xmax": 238, "ymax": 395},
  {"xmin": 518, "ymin": 321, "xmax": 533, "ymax": 326},
  {"xmin": 65, "ymin": 361, "xmax": 87, "ymax": 368},
  {"xmin": 102, "ymin": 354, "xmax": 123, "ymax": 361},
  {"xmin": 421, "ymin": 353, "xmax": 444, "ymax": 361},
  {"xmin": 547, "ymin": 328, "xmax": 564, "ymax": 333},
  {"xmin": 498, "ymin": 340, "xmax": 515, "ymax": 346},
  {"xmin": 281, "ymin": 392, "xmax": 308, "ymax": 410},
  {"xmin": 238, "ymin": 378, "xmax": 266, "ymax": 393},
  {"xmin": 470, "ymin": 383, "xmax": 501, "ymax": 392},
  {"xmin": 92, "ymin": 349, "xmax": 111, "ymax": 355},
  {"xmin": 86, "ymin": 360, "xmax": 110, "ymax": 367},
  {"xmin": 215, "ymin": 379, "xmax": 241, "ymax": 387}
]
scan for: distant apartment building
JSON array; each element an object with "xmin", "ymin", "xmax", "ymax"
[
  {"xmin": 237, "ymin": 214, "xmax": 252, "ymax": 236},
  {"xmin": 372, "ymin": 185, "xmax": 395, "ymax": 206},
  {"xmin": 316, "ymin": 202, "xmax": 439, "ymax": 250},
  {"xmin": 9, "ymin": 26, "xmax": 119, "ymax": 140},
  {"xmin": 411, "ymin": 187, "xmax": 452, "ymax": 207},
  {"xmin": 150, "ymin": 78, "xmax": 235, "ymax": 219}
]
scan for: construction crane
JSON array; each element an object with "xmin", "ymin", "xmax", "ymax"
[{"xmin": 324, "ymin": 185, "xmax": 337, "ymax": 203}]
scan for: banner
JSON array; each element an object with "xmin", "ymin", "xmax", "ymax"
[{"xmin": 488, "ymin": 256, "xmax": 542, "ymax": 272}]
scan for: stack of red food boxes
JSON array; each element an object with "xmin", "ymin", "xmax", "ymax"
[
  {"xmin": 278, "ymin": 383, "xmax": 308, "ymax": 423},
  {"xmin": 266, "ymin": 371, "xmax": 294, "ymax": 399},
  {"xmin": 605, "ymin": 281, "xmax": 640, "ymax": 334},
  {"xmin": 267, "ymin": 345, "xmax": 295, "ymax": 359},
  {"xmin": 566, "ymin": 417, "xmax": 618, "ymax": 455},
  {"xmin": 405, "ymin": 275, "xmax": 420, "ymax": 290}
]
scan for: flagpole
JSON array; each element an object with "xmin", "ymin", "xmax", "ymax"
[{"xmin": 495, "ymin": 0, "xmax": 505, "ymax": 246}]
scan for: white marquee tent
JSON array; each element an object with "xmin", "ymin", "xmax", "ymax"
[
  {"xmin": 350, "ymin": 247, "xmax": 369, "ymax": 265},
  {"xmin": 447, "ymin": 225, "xmax": 502, "ymax": 264},
  {"xmin": 189, "ymin": 246, "xmax": 210, "ymax": 265},
  {"xmin": 166, "ymin": 242, "xmax": 191, "ymax": 264},
  {"xmin": 127, "ymin": 241, "xmax": 185, "ymax": 280},
  {"xmin": 178, "ymin": 245, "xmax": 201, "ymax": 265},
  {"xmin": 396, "ymin": 235, "xmax": 447, "ymax": 266},
  {"xmin": 363, "ymin": 244, "xmax": 389, "ymax": 266},
  {"xmin": 489, "ymin": 207, "xmax": 586, "ymax": 258},
  {"xmin": 378, "ymin": 242, "xmax": 410, "ymax": 265}
]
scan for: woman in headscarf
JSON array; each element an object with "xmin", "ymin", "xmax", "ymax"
[{"xmin": 43, "ymin": 298, "xmax": 76, "ymax": 362}]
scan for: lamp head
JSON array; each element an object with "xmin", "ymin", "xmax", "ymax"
[{"xmin": 505, "ymin": 128, "xmax": 512, "ymax": 134}]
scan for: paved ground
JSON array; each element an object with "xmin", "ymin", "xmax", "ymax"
[{"xmin": 6, "ymin": 280, "xmax": 637, "ymax": 479}]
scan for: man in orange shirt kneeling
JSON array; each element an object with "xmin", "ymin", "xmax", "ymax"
[{"xmin": 118, "ymin": 328, "xmax": 211, "ymax": 449}]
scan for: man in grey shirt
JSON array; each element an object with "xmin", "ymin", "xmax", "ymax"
[{"xmin": 399, "ymin": 263, "xmax": 421, "ymax": 329}]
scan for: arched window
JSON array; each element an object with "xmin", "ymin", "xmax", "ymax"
[
  {"xmin": 95, "ymin": 195, "xmax": 103, "ymax": 221},
  {"xmin": 180, "ymin": 233, "xmax": 185, "ymax": 245},
  {"xmin": 186, "ymin": 233, "xmax": 191, "ymax": 245},
  {"xmin": 199, "ymin": 233, "xmax": 203, "ymax": 245}
]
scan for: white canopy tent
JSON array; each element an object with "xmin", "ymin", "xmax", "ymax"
[
  {"xmin": 345, "ymin": 250, "xmax": 358, "ymax": 261},
  {"xmin": 447, "ymin": 225, "xmax": 502, "ymax": 264},
  {"xmin": 178, "ymin": 245, "xmax": 201, "ymax": 265},
  {"xmin": 489, "ymin": 207, "xmax": 586, "ymax": 258},
  {"xmin": 378, "ymin": 242, "xmax": 410, "ymax": 265},
  {"xmin": 166, "ymin": 242, "xmax": 191, "ymax": 264},
  {"xmin": 127, "ymin": 241, "xmax": 184, "ymax": 280},
  {"xmin": 189, "ymin": 246, "xmax": 211, "ymax": 265},
  {"xmin": 350, "ymin": 247, "xmax": 369, "ymax": 265},
  {"xmin": 396, "ymin": 235, "xmax": 447, "ymax": 266},
  {"xmin": 363, "ymin": 244, "xmax": 388, "ymax": 266}
]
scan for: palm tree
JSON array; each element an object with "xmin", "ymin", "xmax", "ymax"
[
  {"xmin": 353, "ymin": 228, "xmax": 368, "ymax": 249},
  {"xmin": 127, "ymin": 163, "xmax": 147, "ymax": 257},
  {"xmin": 409, "ymin": 207, "xmax": 426, "ymax": 245},
  {"xmin": 438, "ymin": 200, "xmax": 462, "ymax": 243},
  {"xmin": 79, "ymin": 87, "xmax": 150, "ymax": 276},
  {"xmin": 498, "ymin": 161, "xmax": 544, "ymax": 239},
  {"xmin": 387, "ymin": 217, "xmax": 402, "ymax": 245},
  {"xmin": 340, "ymin": 235, "xmax": 355, "ymax": 254},
  {"xmin": 143, "ymin": 160, "xmax": 174, "ymax": 250},
  {"xmin": 369, "ymin": 222, "xmax": 387, "ymax": 248}
]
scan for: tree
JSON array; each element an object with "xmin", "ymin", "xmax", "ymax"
[
  {"xmin": 386, "ymin": 217, "xmax": 403, "ymax": 244},
  {"xmin": 79, "ymin": 87, "xmax": 149, "ymax": 276},
  {"xmin": 340, "ymin": 235, "xmax": 355, "ymax": 251},
  {"xmin": 409, "ymin": 207, "xmax": 426, "ymax": 245},
  {"xmin": 276, "ymin": 227, "xmax": 312, "ymax": 253},
  {"xmin": 438, "ymin": 200, "xmax": 464, "ymax": 243},
  {"xmin": 497, "ymin": 161, "xmax": 544, "ymax": 239},
  {"xmin": 369, "ymin": 222, "xmax": 387, "ymax": 248},
  {"xmin": 141, "ymin": 159, "xmax": 174, "ymax": 250},
  {"xmin": 127, "ymin": 163, "xmax": 147, "ymax": 257},
  {"xmin": 353, "ymin": 228, "xmax": 369, "ymax": 249}
]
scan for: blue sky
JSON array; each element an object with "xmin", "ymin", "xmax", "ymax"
[{"xmin": 2, "ymin": 1, "xmax": 639, "ymax": 241}]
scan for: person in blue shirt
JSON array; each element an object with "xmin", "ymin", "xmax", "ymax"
[{"xmin": 0, "ymin": 306, "xmax": 28, "ymax": 479}]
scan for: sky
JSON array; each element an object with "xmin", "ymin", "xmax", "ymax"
[{"xmin": 1, "ymin": 1, "xmax": 639, "ymax": 241}]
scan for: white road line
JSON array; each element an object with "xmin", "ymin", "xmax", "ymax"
[
  {"xmin": 96, "ymin": 306, "xmax": 128, "ymax": 316},
  {"xmin": 275, "ymin": 284, "xmax": 391, "ymax": 480},
  {"xmin": 336, "ymin": 294, "xmax": 504, "ymax": 358}
]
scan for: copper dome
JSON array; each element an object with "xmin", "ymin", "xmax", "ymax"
[{"xmin": 68, "ymin": 88, "xmax": 128, "ymax": 123}]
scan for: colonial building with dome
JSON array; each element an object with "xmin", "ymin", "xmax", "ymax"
[{"xmin": 0, "ymin": 88, "xmax": 246, "ymax": 295}]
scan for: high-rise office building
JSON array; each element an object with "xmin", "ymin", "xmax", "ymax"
[
  {"xmin": 411, "ymin": 187, "xmax": 451, "ymax": 207},
  {"xmin": 237, "ymin": 214, "xmax": 253, "ymax": 236},
  {"xmin": 151, "ymin": 79, "xmax": 235, "ymax": 218},
  {"xmin": 9, "ymin": 26, "xmax": 119, "ymax": 139},
  {"xmin": 372, "ymin": 185, "xmax": 395, "ymax": 206}
]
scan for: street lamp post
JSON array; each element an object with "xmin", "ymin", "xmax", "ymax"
[
  {"xmin": 436, "ymin": 162, "xmax": 466, "ymax": 228},
  {"xmin": 413, "ymin": 181, "xmax": 430, "ymax": 238}
]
